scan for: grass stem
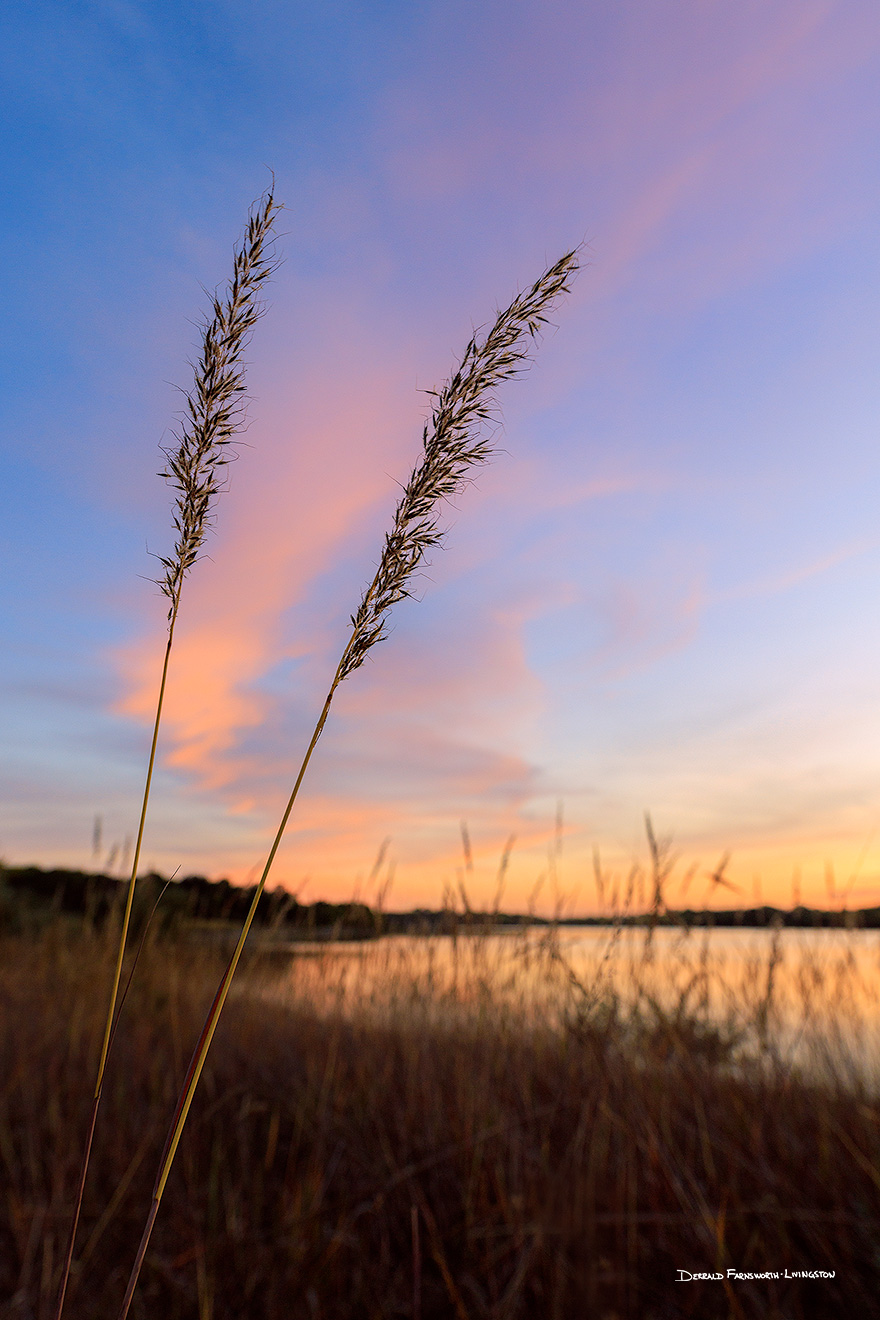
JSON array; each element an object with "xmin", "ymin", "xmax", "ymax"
[
  {"xmin": 53, "ymin": 623, "xmax": 175, "ymax": 1320},
  {"xmin": 53, "ymin": 189, "xmax": 279, "ymax": 1319}
]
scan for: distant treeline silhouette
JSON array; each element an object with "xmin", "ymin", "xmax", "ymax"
[
  {"xmin": 0, "ymin": 865, "xmax": 534, "ymax": 936},
  {"xmin": 3, "ymin": 864, "xmax": 880, "ymax": 931},
  {"xmin": 0, "ymin": 865, "xmax": 371, "ymax": 935}
]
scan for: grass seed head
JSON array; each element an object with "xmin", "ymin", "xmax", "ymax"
[
  {"xmin": 157, "ymin": 189, "xmax": 281, "ymax": 620},
  {"xmin": 340, "ymin": 247, "xmax": 580, "ymax": 679}
]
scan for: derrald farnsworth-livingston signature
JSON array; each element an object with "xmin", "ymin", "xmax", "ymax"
[{"xmin": 677, "ymin": 1269, "xmax": 835, "ymax": 1281}]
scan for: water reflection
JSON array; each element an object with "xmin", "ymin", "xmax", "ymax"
[{"xmin": 251, "ymin": 924, "xmax": 880, "ymax": 1084}]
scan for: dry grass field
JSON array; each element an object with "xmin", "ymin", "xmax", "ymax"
[{"xmin": 2, "ymin": 912, "xmax": 879, "ymax": 1319}]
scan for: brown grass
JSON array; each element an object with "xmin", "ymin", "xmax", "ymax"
[{"xmin": 3, "ymin": 914, "xmax": 880, "ymax": 1319}]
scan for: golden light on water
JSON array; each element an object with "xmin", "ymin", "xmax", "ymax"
[{"xmin": 248, "ymin": 925, "xmax": 880, "ymax": 1083}]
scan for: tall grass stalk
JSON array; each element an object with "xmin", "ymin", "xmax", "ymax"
[
  {"xmin": 117, "ymin": 247, "xmax": 580, "ymax": 1316},
  {"xmin": 53, "ymin": 188, "xmax": 280, "ymax": 1320}
]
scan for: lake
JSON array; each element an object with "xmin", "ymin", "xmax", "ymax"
[{"xmin": 252, "ymin": 923, "xmax": 880, "ymax": 1083}]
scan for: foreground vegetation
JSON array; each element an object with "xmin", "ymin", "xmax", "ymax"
[{"xmin": 2, "ymin": 913, "xmax": 879, "ymax": 1319}]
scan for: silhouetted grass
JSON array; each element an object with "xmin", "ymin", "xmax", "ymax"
[
  {"xmin": 3, "ymin": 913, "xmax": 879, "ymax": 1319},
  {"xmin": 50, "ymin": 189, "xmax": 281, "ymax": 1320}
]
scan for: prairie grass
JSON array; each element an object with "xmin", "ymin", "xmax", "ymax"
[{"xmin": 4, "ymin": 910, "xmax": 880, "ymax": 1319}]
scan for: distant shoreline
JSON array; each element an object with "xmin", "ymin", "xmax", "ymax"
[{"xmin": 3, "ymin": 863, "xmax": 880, "ymax": 932}]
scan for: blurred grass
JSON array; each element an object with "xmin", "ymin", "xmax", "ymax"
[{"xmin": 2, "ymin": 913, "xmax": 880, "ymax": 1319}]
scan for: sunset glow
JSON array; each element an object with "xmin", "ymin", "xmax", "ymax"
[{"xmin": 4, "ymin": 1, "xmax": 880, "ymax": 912}]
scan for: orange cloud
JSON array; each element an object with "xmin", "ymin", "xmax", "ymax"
[{"xmin": 115, "ymin": 294, "xmax": 423, "ymax": 785}]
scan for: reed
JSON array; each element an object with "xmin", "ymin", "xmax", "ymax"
[
  {"xmin": 52, "ymin": 188, "xmax": 280, "ymax": 1320},
  {"xmin": 116, "ymin": 248, "xmax": 580, "ymax": 1316}
]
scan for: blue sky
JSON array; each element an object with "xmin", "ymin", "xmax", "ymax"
[{"xmin": 3, "ymin": 0, "xmax": 880, "ymax": 911}]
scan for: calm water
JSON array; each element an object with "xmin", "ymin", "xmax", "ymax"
[{"xmin": 257, "ymin": 924, "xmax": 880, "ymax": 1081}]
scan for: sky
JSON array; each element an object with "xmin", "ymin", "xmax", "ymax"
[{"xmin": 3, "ymin": 0, "xmax": 880, "ymax": 914}]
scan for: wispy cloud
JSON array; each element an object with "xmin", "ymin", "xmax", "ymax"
[{"xmin": 710, "ymin": 535, "xmax": 880, "ymax": 606}]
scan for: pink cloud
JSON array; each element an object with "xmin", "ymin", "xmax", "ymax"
[
  {"xmin": 575, "ymin": 569, "xmax": 706, "ymax": 683},
  {"xmin": 114, "ymin": 290, "xmax": 425, "ymax": 785},
  {"xmin": 112, "ymin": 312, "xmax": 697, "ymax": 884}
]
